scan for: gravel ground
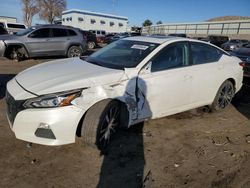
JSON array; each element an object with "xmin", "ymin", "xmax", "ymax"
[{"xmin": 0, "ymin": 58, "xmax": 250, "ymax": 188}]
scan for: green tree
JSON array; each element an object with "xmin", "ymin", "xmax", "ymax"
[
  {"xmin": 142, "ymin": 19, "xmax": 153, "ymax": 27},
  {"xmin": 156, "ymin": 20, "xmax": 163, "ymax": 25}
]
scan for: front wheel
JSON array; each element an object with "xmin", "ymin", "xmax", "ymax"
[
  {"xmin": 67, "ymin": 46, "xmax": 82, "ymax": 58},
  {"xmin": 81, "ymin": 100, "xmax": 121, "ymax": 151},
  {"xmin": 210, "ymin": 80, "xmax": 235, "ymax": 111}
]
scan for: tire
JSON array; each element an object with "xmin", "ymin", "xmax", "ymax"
[
  {"xmin": 81, "ymin": 99, "xmax": 121, "ymax": 150},
  {"xmin": 67, "ymin": 46, "xmax": 82, "ymax": 58},
  {"xmin": 210, "ymin": 80, "xmax": 235, "ymax": 111},
  {"xmin": 87, "ymin": 41, "xmax": 95, "ymax": 49}
]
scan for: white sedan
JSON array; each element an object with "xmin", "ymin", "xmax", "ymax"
[{"xmin": 6, "ymin": 36, "xmax": 243, "ymax": 150}]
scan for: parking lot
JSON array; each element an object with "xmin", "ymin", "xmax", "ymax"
[{"xmin": 0, "ymin": 57, "xmax": 249, "ymax": 188}]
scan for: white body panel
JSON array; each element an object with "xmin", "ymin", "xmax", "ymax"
[{"xmin": 6, "ymin": 37, "xmax": 243, "ymax": 145}]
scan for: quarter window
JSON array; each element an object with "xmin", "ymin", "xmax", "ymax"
[
  {"xmin": 151, "ymin": 42, "xmax": 189, "ymax": 72},
  {"xmin": 190, "ymin": 42, "xmax": 223, "ymax": 65},
  {"xmin": 68, "ymin": 29, "xmax": 77, "ymax": 36}
]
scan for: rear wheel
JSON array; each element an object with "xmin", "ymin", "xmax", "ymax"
[
  {"xmin": 87, "ymin": 41, "xmax": 95, "ymax": 49},
  {"xmin": 210, "ymin": 80, "xmax": 235, "ymax": 111},
  {"xmin": 67, "ymin": 46, "xmax": 82, "ymax": 58},
  {"xmin": 81, "ymin": 99, "xmax": 121, "ymax": 151}
]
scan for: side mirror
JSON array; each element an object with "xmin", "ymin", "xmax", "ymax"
[{"xmin": 140, "ymin": 61, "xmax": 152, "ymax": 75}]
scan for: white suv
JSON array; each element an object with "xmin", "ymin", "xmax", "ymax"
[{"xmin": 6, "ymin": 36, "xmax": 243, "ymax": 150}]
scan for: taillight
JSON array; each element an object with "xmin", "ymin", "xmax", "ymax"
[{"xmin": 239, "ymin": 62, "xmax": 246, "ymax": 67}]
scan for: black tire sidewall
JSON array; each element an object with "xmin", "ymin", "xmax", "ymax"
[{"xmin": 211, "ymin": 80, "xmax": 234, "ymax": 111}]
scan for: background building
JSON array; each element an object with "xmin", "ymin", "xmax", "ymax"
[
  {"xmin": 0, "ymin": 16, "xmax": 17, "ymax": 24},
  {"xmin": 142, "ymin": 19, "xmax": 250, "ymax": 39},
  {"xmin": 62, "ymin": 9, "xmax": 128, "ymax": 33}
]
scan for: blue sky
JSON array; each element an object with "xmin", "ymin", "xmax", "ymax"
[{"xmin": 0, "ymin": 0, "xmax": 250, "ymax": 26}]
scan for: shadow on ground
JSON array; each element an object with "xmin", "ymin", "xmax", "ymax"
[
  {"xmin": 232, "ymin": 77, "xmax": 250, "ymax": 119},
  {"xmin": 97, "ymin": 123, "xmax": 145, "ymax": 188},
  {"xmin": 0, "ymin": 74, "xmax": 16, "ymax": 100}
]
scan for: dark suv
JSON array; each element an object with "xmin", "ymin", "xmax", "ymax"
[
  {"xmin": 0, "ymin": 25, "xmax": 87, "ymax": 60},
  {"xmin": 79, "ymin": 30, "xmax": 98, "ymax": 49}
]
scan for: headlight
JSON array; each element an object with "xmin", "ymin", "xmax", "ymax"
[{"xmin": 23, "ymin": 89, "xmax": 82, "ymax": 108}]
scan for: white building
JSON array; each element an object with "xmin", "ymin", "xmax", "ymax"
[
  {"xmin": 62, "ymin": 9, "xmax": 128, "ymax": 34},
  {"xmin": 0, "ymin": 16, "xmax": 17, "ymax": 24}
]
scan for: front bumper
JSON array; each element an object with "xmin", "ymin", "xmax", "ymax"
[{"xmin": 6, "ymin": 88, "xmax": 85, "ymax": 146}]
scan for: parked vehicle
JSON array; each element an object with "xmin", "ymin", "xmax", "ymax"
[
  {"xmin": 0, "ymin": 25, "xmax": 8, "ymax": 35},
  {"xmin": 231, "ymin": 43, "xmax": 250, "ymax": 77},
  {"xmin": 6, "ymin": 37, "xmax": 243, "ymax": 150},
  {"xmin": 0, "ymin": 21, "xmax": 27, "ymax": 34},
  {"xmin": 221, "ymin": 39, "xmax": 249, "ymax": 51},
  {"xmin": 203, "ymin": 35, "xmax": 229, "ymax": 47},
  {"xmin": 79, "ymin": 30, "xmax": 98, "ymax": 49},
  {"xmin": 168, "ymin": 33, "xmax": 187, "ymax": 38},
  {"xmin": 106, "ymin": 32, "xmax": 130, "ymax": 44},
  {"xmin": 0, "ymin": 24, "xmax": 87, "ymax": 60}
]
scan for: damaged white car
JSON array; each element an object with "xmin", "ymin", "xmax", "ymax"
[{"xmin": 6, "ymin": 36, "xmax": 243, "ymax": 149}]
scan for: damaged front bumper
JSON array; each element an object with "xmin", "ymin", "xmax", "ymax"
[{"xmin": 0, "ymin": 40, "xmax": 6, "ymax": 57}]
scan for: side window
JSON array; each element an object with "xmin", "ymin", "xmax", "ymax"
[
  {"xmin": 151, "ymin": 42, "xmax": 189, "ymax": 72},
  {"xmin": 67, "ymin": 29, "xmax": 77, "ymax": 36},
  {"xmin": 29, "ymin": 28, "xmax": 50, "ymax": 38},
  {"xmin": 190, "ymin": 42, "xmax": 223, "ymax": 65},
  {"xmin": 52, "ymin": 28, "xmax": 68, "ymax": 37}
]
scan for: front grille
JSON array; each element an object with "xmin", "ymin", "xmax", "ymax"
[{"xmin": 5, "ymin": 90, "xmax": 25, "ymax": 125}]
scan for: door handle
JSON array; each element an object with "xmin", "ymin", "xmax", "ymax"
[{"xmin": 184, "ymin": 75, "xmax": 192, "ymax": 80}]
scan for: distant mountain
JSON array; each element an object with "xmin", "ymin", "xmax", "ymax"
[{"xmin": 207, "ymin": 16, "xmax": 250, "ymax": 22}]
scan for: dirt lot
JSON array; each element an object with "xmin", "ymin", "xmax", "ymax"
[{"xmin": 0, "ymin": 58, "xmax": 250, "ymax": 188}]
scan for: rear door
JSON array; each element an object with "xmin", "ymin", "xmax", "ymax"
[
  {"xmin": 50, "ymin": 28, "xmax": 71, "ymax": 55},
  {"xmin": 188, "ymin": 42, "xmax": 226, "ymax": 106}
]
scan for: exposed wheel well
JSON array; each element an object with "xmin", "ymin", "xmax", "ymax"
[
  {"xmin": 227, "ymin": 78, "xmax": 236, "ymax": 90},
  {"xmin": 5, "ymin": 44, "xmax": 29, "ymax": 59},
  {"xmin": 75, "ymin": 99, "xmax": 129, "ymax": 137}
]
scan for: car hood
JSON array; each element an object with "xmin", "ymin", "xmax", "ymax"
[
  {"xmin": 0, "ymin": 34, "xmax": 19, "ymax": 40},
  {"xmin": 15, "ymin": 58, "xmax": 126, "ymax": 95}
]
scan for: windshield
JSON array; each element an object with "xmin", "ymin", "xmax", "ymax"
[
  {"xmin": 15, "ymin": 27, "xmax": 34, "ymax": 36},
  {"xmin": 84, "ymin": 40, "xmax": 159, "ymax": 69}
]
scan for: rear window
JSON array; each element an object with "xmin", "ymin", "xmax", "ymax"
[
  {"xmin": 191, "ymin": 42, "xmax": 223, "ymax": 65},
  {"xmin": 68, "ymin": 29, "xmax": 77, "ymax": 36},
  {"xmin": 7, "ymin": 23, "xmax": 26, "ymax": 29},
  {"xmin": 52, "ymin": 28, "xmax": 68, "ymax": 37},
  {"xmin": 0, "ymin": 22, "xmax": 4, "ymax": 27}
]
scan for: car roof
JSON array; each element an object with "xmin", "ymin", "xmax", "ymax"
[
  {"xmin": 122, "ymin": 36, "xmax": 205, "ymax": 44},
  {"xmin": 122, "ymin": 36, "xmax": 181, "ymax": 44},
  {"xmin": 31, "ymin": 24, "xmax": 76, "ymax": 30},
  {"xmin": 122, "ymin": 36, "xmax": 230, "ymax": 54}
]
